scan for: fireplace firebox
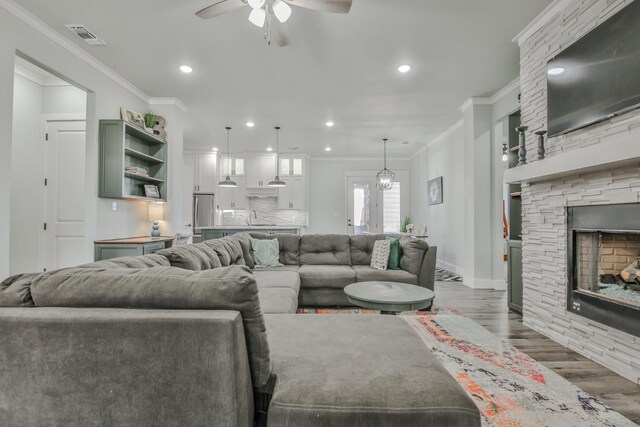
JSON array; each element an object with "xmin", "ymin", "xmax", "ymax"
[{"xmin": 567, "ymin": 204, "xmax": 640, "ymax": 337}]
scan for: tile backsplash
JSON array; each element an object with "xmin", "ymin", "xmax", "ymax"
[{"xmin": 218, "ymin": 197, "xmax": 308, "ymax": 226}]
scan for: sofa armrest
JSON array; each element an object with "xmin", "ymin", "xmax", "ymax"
[
  {"xmin": 0, "ymin": 308, "xmax": 253, "ymax": 427},
  {"xmin": 418, "ymin": 246, "xmax": 438, "ymax": 291}
]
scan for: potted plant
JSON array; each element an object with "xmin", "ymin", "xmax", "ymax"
[
  {"xmin": 143, "ymin": 111, "xmax": 157, "ymax": 134},
  {"xmin": 401, "ymin": 214, "xmax": 412, "ymax": 233}
]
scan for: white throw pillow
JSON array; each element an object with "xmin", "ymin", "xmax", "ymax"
[{"xmin": 370, "ymin": 240, "xmax": 391, "ymax": 271}]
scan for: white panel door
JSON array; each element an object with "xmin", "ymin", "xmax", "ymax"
[
  {"xmin": 346, "ymin": 177, "xmax": 379, "ymax": 235},
  {"xmin": 44, "ymin": 120, "xmax": 86, "ymax": 271},
  {"xmin": 182, "ymin": 157, "xmax": 195, "ymax": 230}
]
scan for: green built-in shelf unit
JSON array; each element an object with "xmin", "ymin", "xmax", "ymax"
[{"xmin": 99, "ymin": 119, "xmax": 167, "ymax": 202}]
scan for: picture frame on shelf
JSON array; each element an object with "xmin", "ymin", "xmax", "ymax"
[
  {"xmin": 120, "ymin": 107, "xmax": 145, "ymax": 129},
  {"xmin": 144, "ymin": 185, "xmax": 160, "ymax": 199},
  {"xmin": 428, "ymin": 176, "xmax": 443, "ymax": 205}
]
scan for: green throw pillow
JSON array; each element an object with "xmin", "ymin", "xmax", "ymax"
[
  {"xmin": 250, "ymin": 238, "xmax": 282, "ymax": 268},
  {"xmin": 385, "ymin": 237, "xmax": 401, "ymax": 270}
]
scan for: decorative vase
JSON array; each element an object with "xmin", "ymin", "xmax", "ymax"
[
  {"xmin": 516, "ymin": 126, "xmax": 529, "ymax": 166},
  {"xmin": 535, "ymin": 130, "xmax": 547, "ymax": 160},
  {"xmin": 151, "ymin": 220, "xmax": 160, "ymax": 238}
]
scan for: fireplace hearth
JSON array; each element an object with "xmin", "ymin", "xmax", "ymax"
[{"xmin": 567, "ymin": 204, "xmax": 640, "ymax": 337}]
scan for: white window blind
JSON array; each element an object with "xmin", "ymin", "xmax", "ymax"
[{"xmin": 383, "ymin": 183, "xmax": 401, "ymax": 233}]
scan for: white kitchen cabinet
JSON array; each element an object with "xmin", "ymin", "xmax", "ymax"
[
  {"xmin": 197, "ymin": 154, "xmax": 217, "ymax": 193},
  {"xmin": 246, "ymin": 155, "xmax": 277, "ymax": 188},
  {"xmin": 280, "ymin": 157, "xmax": 304, "ymax": 176},
  {"xmin": 277, "ymin": 177, "xmax": 306, "ymax": 210},
  {"xmin": 220, "ymin": 156, "xmax": 245, "ymax": 176},
  {"xmin": 217, "ymin": 177, "xmax": 247, "ymax": 210}
]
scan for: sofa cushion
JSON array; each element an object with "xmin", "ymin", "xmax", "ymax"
[
  {"xmin": 298, "ymin": 265, "xmax": 356, "ymax": 290},
  {"xmin": 399, "ymin": 237, "xmax": 429, "ymax": 275},
  {"xmin": 216, "ymin": 237, "xmax": 247, "ymax": 266},
  {"xmin": 265, "ymin": 314, "xmax": 480, "ymax": 426},
  {"xmin": 300, "ymin": 234, "xmax": 351, "ymax": 265},
  {"xmin": 370, "ymin": 240, "xmax": 391, "ymax": 270},
  {"xmin": 352, "ymin": 265, "xmax": 418, "ymax": 285},
  {"xmin": 30, "ymin": 265, "xmax": 272, "ymax": 388},
  {"xmin": 157, "ymin": 243, "xmax": 222, "ymax": 271},
  {"xmin": 385, "ymin": 236, "xmax": 402, "ymax": 270},
  {"xmin": 349, "ymin": 234, "xmax": 385, "ymax": 265},
  {"xmin": 252, "ymin": 265, "xmax": 300, "ymax": 273},
  {"xmin": 249, "ymin": 232, "xmax": 301, "ymax": 265},
  {"xmin": 251, "ymin": 238, "xmax": 282, "ymax": 268},
  {"xmin": 253, "ymin": 270, "xmax": 300, "ymax": 293},
  {"xmin": 79, "ymin": 254, "xmax": 171, "ymax": 269},
  {"xmin": 258, "ymin": 288, "xmax": 298, "ymax": 314},
  {"xmin": 0, "ymin": 273, "xmax": 37, "ymax": 307},
  {"xmin": 231, "ymin": 232, "xmax": 255, "ymax": 269}
]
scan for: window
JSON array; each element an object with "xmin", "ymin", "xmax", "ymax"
[{"xmin": 383, "ymin": 183, "xmax": 401, "ymax": 233}]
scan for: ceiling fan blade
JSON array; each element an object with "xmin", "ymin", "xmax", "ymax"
[
  {"xmin": 283, "ymin": 0, "xmax": 352, "ymax": 13},
  {"xmin": 273, "ymin": 21, "xmax": 291, "ymax": 47},
  {"xmin": 196, "ymin": 0, "xmax": 247, "ymax": 19}
]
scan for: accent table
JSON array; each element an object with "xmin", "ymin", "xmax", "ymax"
[{"xmin": 344, "ymin": 281, "xmax": 435, "ymax": 315}]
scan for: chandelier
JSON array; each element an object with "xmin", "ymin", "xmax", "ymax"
[{"xmin": 376, "ymin": 138, "xmax": 395, "ymax": 190}]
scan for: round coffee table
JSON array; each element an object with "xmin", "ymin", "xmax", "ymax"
[{"xmin": 344, "ymin": 281, "xmax": 435, "ymax": 315}]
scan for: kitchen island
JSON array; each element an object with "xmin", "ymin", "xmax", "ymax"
[{"xmin": 200, "ymin": 226, "xmax": 302, "ymax": 241}]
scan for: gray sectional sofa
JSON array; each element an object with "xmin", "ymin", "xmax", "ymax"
[{"xmin": 0, "ymin": 233, "xmax": 479, "ymax": 427}]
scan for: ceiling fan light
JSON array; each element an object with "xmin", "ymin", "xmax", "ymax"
[
  {"xmin": 248, "ymin": 7, "xmax": 266, "ymax": 27},
  {"xmin": 272, "ymin": 0, "xmax": 292, "ymax": 23},
  {"xmin": 248, "ymin": 0, "xmax": 265, "ymax": 9}
]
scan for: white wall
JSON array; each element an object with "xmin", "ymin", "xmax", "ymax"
[
  {"xmin": 10, "ymin": 74, "xmax": 42, "ymax": 274},
  {"xmin": 410, "ymin": 122, "xmax": 465, "ymax": 274},
  {"xmin": 0, "ymin": 5, "xmax": 183, "ymax": 279},
  {"xmin": 308, "ymin": 158, "xmax": 412, "ymax": 234}
]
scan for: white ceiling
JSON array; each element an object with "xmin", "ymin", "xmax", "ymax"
[{"xmin": 14, "ymin": 0, "xmax": 551, "ymax": 156}]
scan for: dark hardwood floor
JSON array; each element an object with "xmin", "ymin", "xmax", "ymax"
[{"xmin": 432, "ymin": 282, "xmax": 640, "ymax": 424}]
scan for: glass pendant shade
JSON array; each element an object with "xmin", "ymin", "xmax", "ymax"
[
  {"xmin": 272, "ymin": 0, "xmax": 292, "ymax": 23},
  {"xmin": 501, "ymin": 143, "xmax": 509, "ymax": 162},
  {"xmin": 248, "ymin": 7, "xmax": 266, "ymax": 27},
  {"xmin": 376, "ymin": 138, "xmax": 395, "ymax": 190},
  {"xmin": 268, "ymin": 126, "xmax": 287, "ymax": 187},
  {"xmin": 218, "ymin": 126, "xmax": 238, "ymax": 188}
]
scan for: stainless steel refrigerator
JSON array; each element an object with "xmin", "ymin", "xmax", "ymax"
[{"xmin": 193, "ymin": 193, "xmax": 215, "ymax": 238}]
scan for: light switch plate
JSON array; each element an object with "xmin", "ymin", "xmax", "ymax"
[{"xmin": 112, "ymin": 202, "xmax": 117, "ymax": 211}]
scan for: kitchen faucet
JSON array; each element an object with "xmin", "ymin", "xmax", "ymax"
[{"xmin": 247, "ymin": 210, "xmax": 258, "ymax": 226}]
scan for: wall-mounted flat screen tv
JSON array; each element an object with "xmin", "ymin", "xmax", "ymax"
[{"xmin": 547, "ymin": 0, "xmax": 640, "ymax": 137}]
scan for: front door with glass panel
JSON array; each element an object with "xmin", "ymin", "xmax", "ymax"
[{"xmin": 347, "ymin": 177, "xmax": 380, "ymax": 235}]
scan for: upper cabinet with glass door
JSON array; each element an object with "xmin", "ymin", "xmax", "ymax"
[
  {"xmin": 280, "ymin": 157, "xmax": 304, "ymax": 177},
  {"xmin": 220, "ymin": 156, "xmax": 245, "ymax": 177}
]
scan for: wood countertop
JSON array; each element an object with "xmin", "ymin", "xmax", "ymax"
[{"xmin": 94, "ymin": 236, "xmax": 174, "ymax": 245}]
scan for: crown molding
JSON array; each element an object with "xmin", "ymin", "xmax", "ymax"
[
  {"xmin": 149, "ymin": 97, "xmax": 188, "ymax": 112},
  {"xmin": 310, "ymin": 156, "xmax": 412, "ymax": 162},
  {"xmin": 490, "ymin": 77, "xmax": 520, "ymax": 104},
  {"xmin": 1, "ymin": 0, "xmax": 149, "ymax": 102},
  {"xmin": 458, "ymin": 97, "xmax": 493, "ymax": 112},
  {"xmin": 512, "ymin": 0, "xmax": 573, "ymax": 46}
]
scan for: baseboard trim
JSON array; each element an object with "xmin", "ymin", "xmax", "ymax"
[{"xmin": 461, "ymin": 276, "xmax": 507, "ymax": 290}]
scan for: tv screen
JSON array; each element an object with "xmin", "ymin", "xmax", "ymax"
[{"xmin": 547, "ymin": 0, "xmax": 640, "ymax": 137}]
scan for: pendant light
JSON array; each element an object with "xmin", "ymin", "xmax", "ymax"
[
  {"xmin": 218, "ymin": 126, "xmax": 237, "ymax": 188},
  {"xmin": 268, "ymin": 126, "xmax": 287, "ymax": 187},
  {"xmin": 376, "ymin": 138, "xmax": 395, "ymax": 190},
  {"xmin": 502, "ymin": 143, "xmax": 509, "ymax": 162}
]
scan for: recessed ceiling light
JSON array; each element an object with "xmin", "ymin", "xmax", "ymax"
[
  {"xmin": 246, "ymin": 121, "xmax": 255, "ymax": 127},
  {"xmin": 548, "ymin": 67, "xmax": 565, "ymax": 75},
  {"xmin": 211, "ymin": 146, "xmax": 218, "ymax": 151},
  {"xmin": 266, "ymin": 146, "xmax": 273, "ymax": 152},
  {"xmin": 325, "ymin": 147, "xmax": 332, "ymax": 152},
  {"xmin": 398, "ymin": 64, "xmax": 411, "ymax": 73},
  {"xmin": 325, "ymin": 121, "xmax": 334, "ymax": 127},
  {"xmin": 180, "ymin": 65, "xmax": 193, "ymax": 74}
]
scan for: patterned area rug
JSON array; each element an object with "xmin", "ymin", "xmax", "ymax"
[
  {"xmin": 435, "ymin": 267, "xmax": 464, "ymax": 282},
  {"xmin": 297, "ymin": 308, "xmax": 635, "ymax": 426}
]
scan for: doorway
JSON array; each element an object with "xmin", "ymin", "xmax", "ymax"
[
  {"xmin": 11, "ymin": 55, "xmax": 88, "ymax": 273},
  {"xmin": 347, "ymin": 177, "xmax": 379, "ymax": 235}
]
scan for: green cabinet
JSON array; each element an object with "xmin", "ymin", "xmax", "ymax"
[
  {"xmin": 507, "ymin": 240, "xmax": 523, "ymax": 313},
  {"xmin": 99, "ymin": 120, "xmax": 167, "ymax": 201}
]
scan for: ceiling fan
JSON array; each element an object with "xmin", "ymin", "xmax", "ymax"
[{"xmin": 195, "ymin": 0, "xmax": 352, "ymax": 47}]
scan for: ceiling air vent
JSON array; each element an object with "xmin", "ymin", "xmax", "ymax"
[{"xmin": 65, "ymin": 25, "xmax": 106, "ymax": 46}]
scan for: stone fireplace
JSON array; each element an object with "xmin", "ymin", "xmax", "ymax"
[
  {"xmin": 510, "ymin": 0, "xmax": 640, "ymax": 384},
  {"xmin": 568, "ymin": 204, "xmax": 640, "ymax": 337}
]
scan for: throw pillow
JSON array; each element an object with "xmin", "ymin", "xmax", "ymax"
[
  {"xmin": 385, "ymin": 236, "xmax": 401, "ymax": 270},
  {"xmin": 370, "ymin": 240, "xmax": 391, "ymax": 271},
  {"xmin": 251, "ymin": 238, "xmax": 282, "ymax": 268}
]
